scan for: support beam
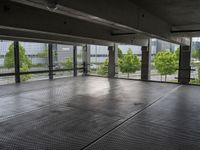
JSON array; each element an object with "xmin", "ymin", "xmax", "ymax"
[
  {"xmin": 0, "ymin": 27, "xmax": 114, "ymax": 47},
  {"xmin": 171, "ymin": 25, "xmax": 200, "ymax": 40},
  {"xmin": 73, "ymin": 46, "xmax": 77, "ymax": 77},
  {"xmin": 14, "ymin": 41, "xmax": 20, "ymax": 83},
  {"xmin": 172, "ymin": 25, "xmax": 200, "ymax": 33},
  {"xmin": 178, "ymin": 45, "xmax": 191, "ymax": 84},
  {"xmin": 48, "ymin": 43, "xmax": 53, "ymax": 80},
  {"xmin": 141, "ymin": 45, "xmax": 150, "ymax": 81}
]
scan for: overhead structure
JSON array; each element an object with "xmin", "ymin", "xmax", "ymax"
[{"xmin": 0, "ymin": 0, "xmax": 196, "ymax": 46}]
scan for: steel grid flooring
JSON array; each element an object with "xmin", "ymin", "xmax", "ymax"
[{"xmin": 0, "ymin": 76, "xmax": 199, "ymax": 149}]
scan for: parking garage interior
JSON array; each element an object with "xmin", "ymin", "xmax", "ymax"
[{"xmin": 1, "ymin": 0, "xmax": 200, "ymax": 149}]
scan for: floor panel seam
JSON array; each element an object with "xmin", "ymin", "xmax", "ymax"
[{"xmin": 80, "ymin": 85, "xmax": 182, "ymax": 150}]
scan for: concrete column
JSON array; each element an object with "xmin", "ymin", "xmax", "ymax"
[
  {"xmin": 108, "ymin": 45, "xmax": 115, "ymax": 78},
  {"xmin": 108, "ymin": 43, "xmax": 118, "ymax": 78},
  {"xmin": 141, "ymin": 46, "xmax": 150, "ymax": 81},
  {"xmin": 82, "ymin": 44, "xmax": 90, "ymax": 76},
  {"xmin": 178, "ymin": 45, "xmax": 191, "ymax": 84},
  {"xmin": 73, "ymin": 46, "xmax": 77, "ymax": 77},
  {"xmin": 114, "ymin": 43, "xmax": 118, "ymax": 76},
  {"xmin": 48, "ymin": 43, "xmax": 53, "ymax": 80}
]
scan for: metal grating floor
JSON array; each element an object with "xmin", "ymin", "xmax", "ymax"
[{"xmin": 0, "ymin": 77, "xmax": 199, "ymax": 149}]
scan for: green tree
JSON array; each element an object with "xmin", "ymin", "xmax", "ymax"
[
  {"xmin": 154, "ymin": 50, "xmax": 178, "ymax": 81},
  {"xmin": 119, "ymin": 49, "xmax": 140, "ymax": 78},
  {"xmin": 4, "ymin": 43, "xmax": 32, "ymax": 81},
  {"xmin": 96, "ymin": 59, "xmax": 108, "ymax": 76},
  {"xmin": 175, "ymin": 48, "xmax": 180, "ymax": 61},
  {"xmin": 61, "ymin": 57, "xmax": 73, "ymax": 69},
  {"xmin": 118, "ymin": 48, "xmax": 123, "ymax": 59},
  {"xmin": 20, "ymin": 64, "xmax": 32, "ymax": 81},
  {"xmin": 4, "ymin": 45, "xmax": 14, "ymax": 69},
  {"xmin": 4, "ymin": 43, "xmax": 32, "ymax": 68}
]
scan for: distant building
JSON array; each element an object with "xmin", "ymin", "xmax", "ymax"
[
  {"xmin": 150, "ymin": 39, "xmax": 179, "ymax": 55},
  {"xmin": 192, "ymin": 41, "xmax": 200, "ymax": 49},
  {"xmin": 118, "ymin": 45, "xmax": 141, "ymax": 55},
  {"xmin": 53, "ymin": 44, "xmax": 73, "ymax": 63}
]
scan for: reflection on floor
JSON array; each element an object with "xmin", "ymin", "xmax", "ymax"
[{"xmin": 0, "ymin": 77, "xmax": 199, "ymax": 149}]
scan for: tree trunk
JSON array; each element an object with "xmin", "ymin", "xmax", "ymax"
[
  {"xmin": 161, "ymin": 75, "xmax": 162, "ymax": 81},
  {"xmin": 165, "ymin": 75, "xmax": 167, "ymax": 82},
  {"xmin": 128, "ymin": 73, "xmax": 130, "ymax": 78}
]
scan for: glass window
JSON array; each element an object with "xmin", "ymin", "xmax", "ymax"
[
  {"xmin": 0, "ymin": 40, "xmax": 15, "ymax": 85},
  {"xmin": 117, "ymin": 45, "xmax": 141, "ymax": 79},
  {"xmin": 150, "ymin": 39, "xmax": 180, "ymax": 82},
  {"xmin": 190, "ymin": 37, "xmax": 200, "ymax": 84},
  {"xmin": 19, "ymin": 41, "xmax": 49, "ymax": 82},
  {"xmin": 89, "ymin": 45, "xmax": 108, "ymax": 76},
  {"xmin": 53, "ymin": 44, "xmax": 74, "ymax": 78}
]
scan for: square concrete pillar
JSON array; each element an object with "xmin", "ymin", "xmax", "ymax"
[
  {"xmin": 108, "ymin": 46, "xmax": 115, "ymax": 78},
  {"xmin": 108, "ymin": 44, "xmax": 118, "ymax": 78},
  {"xmin": 48, "ymin": 43, "xmax": 53, "ymax": 80},
  {"xmin": 73, "ymin": 46, "xmax": 77, "ymax": 77},
  {"xmin": 141, "ymin": 46, "xmax": 150, "ymax": 81},
  {"xmin": 178, "ymin": 45, "xmax": 191, "ymax": 84},
  {"xmin": 114, "ymin": 43, "xmax": 118, "ymax": 76},
  {"xmin": 82, "ymin": 45, "xmax": 90, "ymax": 76}
]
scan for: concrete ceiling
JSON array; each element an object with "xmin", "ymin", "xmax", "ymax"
[
  {"xmin": 0, "ymin": 0, "xmax": 193, "ymax": 45},
  {"xmin": 131, "ymin": 0, "xmax": 200, "ymax": 26}
]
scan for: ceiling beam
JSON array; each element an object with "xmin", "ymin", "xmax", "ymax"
[{"xmin": 172, "ymin": 25, "xmax": 200, "ymax": 34}]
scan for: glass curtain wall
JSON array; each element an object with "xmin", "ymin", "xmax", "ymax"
[
  {"xmin": 0, "ymin": 40, "xmax": 15, "ymax": 85},
  {"xmin": 89, "ymin": 45, "xmax": 109, "ymax": 76},
  {"xmin": 0, "ymin": 39, "xmax": 86, "ymax": 85},
  {"xmin": 117, "ymin": 44, "xmax": 142, "ymax": 79},
  {"xmin": 53, "ymin": 44, "xmax": 74, "ymax": 78},
  {"xmin": 19, "ymin": 41, "xmax": 49, "ymax": 82},
  {"xmin": 150, "ymin": 39, "xmax": 180, "ymax": 82}
]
